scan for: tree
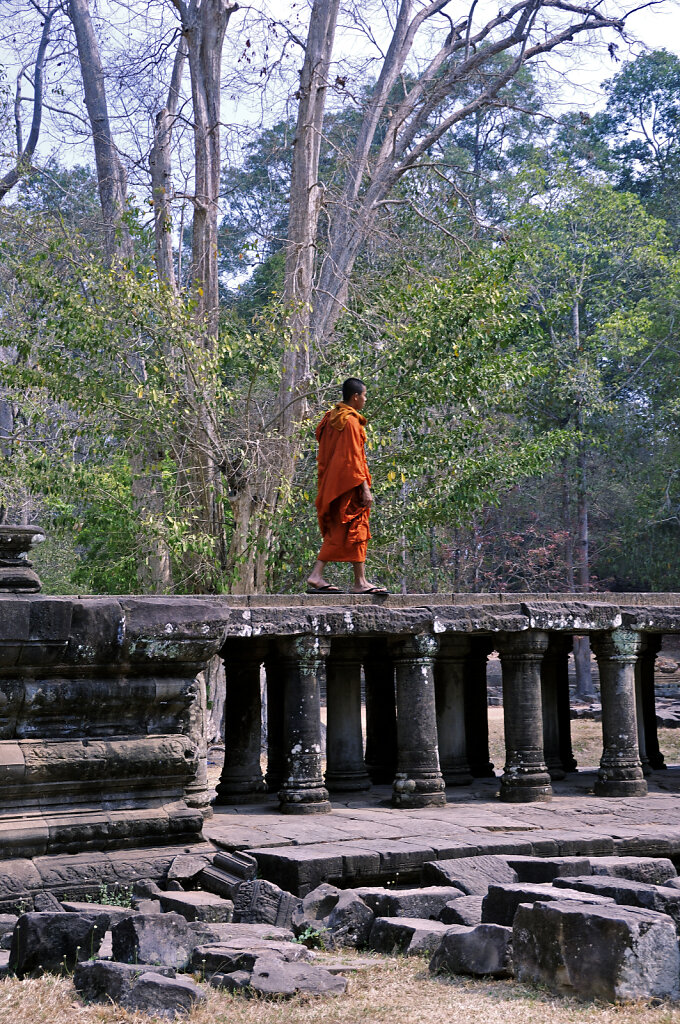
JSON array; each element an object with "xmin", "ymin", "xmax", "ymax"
[{"xmin": 513, "ymin": 177, "xmax": 670, "ymax": 692}]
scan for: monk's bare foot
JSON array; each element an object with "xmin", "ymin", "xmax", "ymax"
[{"xmin": 352, "ymin": 583, "xmax": 388, "ymax": 595}]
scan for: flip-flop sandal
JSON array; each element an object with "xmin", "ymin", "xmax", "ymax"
[
  {"xmin": 306, "ymin": 583, "xmax": 343, "ymax": 594},
  {"xmin": 359, "ymin": 585, "xmax": 389, "ymax": 595}
]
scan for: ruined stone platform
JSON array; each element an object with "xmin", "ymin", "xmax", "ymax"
[{"xmin": 205, "ymin": 771, "xmax": 680, "ymax": 894}]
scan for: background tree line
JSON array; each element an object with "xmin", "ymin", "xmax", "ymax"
[{"xmin": 0, "ymin": 0, "xmax": 678, "ymax": 605}]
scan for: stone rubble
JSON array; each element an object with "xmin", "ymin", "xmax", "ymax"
[{"xmin": 7, "ymin": 851, "xmax": 680, "ymax": 1011}]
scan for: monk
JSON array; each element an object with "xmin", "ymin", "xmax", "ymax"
[{"xmin": 307, "ymin": 377, "xmax": 388, "ymax": 595}]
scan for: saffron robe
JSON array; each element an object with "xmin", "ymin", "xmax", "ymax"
[{"xmin": 315, "ymin": 403, "xmax": 372, "ymax": 563}]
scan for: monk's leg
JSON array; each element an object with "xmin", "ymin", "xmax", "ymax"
[
  {"xmin": 308, "ymin": 559, "xmax": 328, "ymax": 587},
  {"xmin": 352, "ymin": 562, "xmax": 387, "ymax": 594}
]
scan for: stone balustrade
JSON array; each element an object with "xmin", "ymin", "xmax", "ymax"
[
  {"xmin": 1, "ymin": 591, "xmax": 679, "ymax": 864},
  {"xmin": 212, "ymin": 592, "xmax": 680, "ymax": 814}
]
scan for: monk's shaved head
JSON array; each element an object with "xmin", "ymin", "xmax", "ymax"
[{"xmin": 342, "ymin": 377, "xmax": 366, "ymax": 403}]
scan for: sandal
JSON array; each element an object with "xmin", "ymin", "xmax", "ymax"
[
  {"xmin": 355, "ymin": 585, "xmax": 389, "ymax": 595},
  {"xmin": 306, "ymin": 582, "xmax": 343, "ymax": 594}
]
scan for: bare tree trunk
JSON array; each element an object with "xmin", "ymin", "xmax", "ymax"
[
  {"xmin": 150, "ymin": 37, "xmax": 187, "ymax": 292},
  {"xmin": 0, "ymin": 5, "xmax": 57, "ymax": 202},
  {"xmin": 174, "ymin": 0, "xmax": 238, "ymax": 589},
  {"xmin": 69, "ymin": 0, "xmax": 132, "ymax": 261},
  {"xmin": 571, "ymin": 298, "xmax": 595, "ymax": 699}
]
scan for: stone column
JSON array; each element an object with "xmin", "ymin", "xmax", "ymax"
[
  {"xmin": 639, "ymin": 634, "xmax": 665, "ymax": 770},
  {"xmin": 364, "ymin": 639, "xmax": 397, "ymax": 784},
  {"xmin": 325, "ymin": 639, "xmax": 371, "ymax": 792},
  {"xmin": 592, "ymin": 629, "xmax": 647, "ymax": 797},
  {"xmin": 463, "ymin": 639, "xmax": 495, "ymax": 778},
  {"xmin": 390, "ymin": 633, "xmax": 446, "ymax": 808},
  {"xmin": 264, "ymin": 651, "xmax": 286, "ymax": 793},
  {"xmin": 635, "ymin": 646, "xmax": 651, "ymax": 777},
  {"xmin": 435, "ymin": 636, "xmax": 473, "ymax": 786},
  {"xmin": 498, "ymin": 631, "xmax": 552, "ymax": 803},
  {"xmin": 277, "ymin": 635, "xmax": 332, "ymax": 814},
  {"xmin": 214, "ymin": 640, "xmax": 267, "ymax": 805},
  {"xmin": 540, "ymin": 634, "xmax": 576, "ymax": 779}
]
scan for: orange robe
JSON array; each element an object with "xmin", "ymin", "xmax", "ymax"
[{"xmin": 315, "ymin": 403, "xmax": 372, "ymax": 563}]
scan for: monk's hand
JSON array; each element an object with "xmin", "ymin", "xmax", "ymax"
[{"xmin": 360, "ymin": 482, "xmax": 373, "ymax": 507}]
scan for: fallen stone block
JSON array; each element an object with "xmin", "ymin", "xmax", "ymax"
[
  {"xmin": 249, "ymin": 847, "xmax": 344, "ymax": 896},
  {"xmin": 292, "ymin": 884, "xmax": 373, "ymax": 949},
  {"xmin": 158, "ymin": 891, "xmax": 234, "ymax": 923},
  {"xmin": 430, "ymin": 923, "xmax": 512, "ymax": 977},
  {"xmin": 482, "ymin": 884, "xmax": 614, "ymax": 926},
  {"xmin": 191, "ymin": 939, "xmax": 312, "ymax": 976},
  {"xmin": 133, "ymin": 879, "xmax": 163, "ymax": 899},
  {"xmin": 513, "ymin": 900, "xmax": 680, "ymax": 1002},
  {"xmin": 189, "ymin": 921, "xmax": 294, "ymax": 944},
  {"xmin": 10, "ymin": 911, "xmax": 109, "ymax": 978},
  {"xmin": 505, "ymin": 856, "xmax": 592, "ymax": 883},
  {"xmin": 112, "ymin": 913, "xmax": 195, "ymax": 970},
  {"xmin": 234, "ymin": 879, "xmax": 301, "ymax": 930},
  {"xmin": 33, "ymin": 891, "xmax": 65, "ymax": 913},
  {"xmin": 589, "ymin": 857, "xmax": 677, "ymax": 885},
  {"xmin": 61, "ymin": 901, "xmax": 137, "ymax": 927},
  {"xmin": 211, "ymin": 955, "xmax": 347, "ymax": 998},
  {"xmin": 132, "ymin": 898, "xmax": 162, "ymax": 914},
  {"xmin": 0, "ymin": 949, "xmax": 9, "ymax": 978},
  {"xmin": 0, "ymin": 914, "xmax": 18, "ymax": 950},
  {"xmin": 356, "ymin": 885, "xmax": 463, "ymax": 920},
  {"xmin": 198, "ymin": 850, "xmax": 257, "ymax": 901},
  {"xmin": 553, "ymin": 876, "xmax": 680, "ymax": 929},
  {"xmin": 422, "ymin": 856, "xmax": 518, "ymax": 896},
  {"xmin": 74, "ymin": 959, "xmax": 177, "ymax": 1004},
  {"xmin": 126, "ymin": 971, "xmax": 206, "ymax": 1017},
  {"xmin": 167, "ymin": 854, "xmax": 212, "ymax": 885},
  {"xmin": 368, "ymin": 917, "xmax": 453, "ymax": 955},
  {"xmin": 325, "ymin": 890, "xmax": 374, "ymax": 949},
  {"xmin": 438, "ymin": 896, "xmax": 484, "ymax": 926}
]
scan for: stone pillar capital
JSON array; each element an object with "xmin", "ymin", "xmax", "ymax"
[
  {"xmin": 389, "ymin": 632, "xmax": 439, "ymax": 662},
  {"xmin": 277, "ymin": 635, "xmax": 331, "ymax": 664},
  {"xmin": 592, "ymin": 628, "xmax": 643, "ymax": 663},
  {"xmin": 498, "ymin": 630, "xmax": 550, "ymax": 660}
]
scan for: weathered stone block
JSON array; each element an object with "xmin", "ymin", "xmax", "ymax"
[
  {"xmin": 111, "ymin": 913, "xmax": 195, "ymax": 970},
  {"xmin": 589, "ymin": 857, "xmax": 677, "ymax": 885},
  {"xmin": 191, "ymin": 939, "xmax": 311, "ymax": 975},
  {"xmin": 188, "ymin": 921, "xmax": 294, "ymax": 944},
  {"xmin": 61, "ymin": 901, "xmax": 137, "ymax": 926},
  {"xmin": 438, "ymin": 896, "xmax": 484, "ymax": 926},
  {"xmin": 505, "ymin": 856, "xmax": 592, "ymax": 883},
  {"xmin": 513, "ymin": 900, "xmax": 680, "ymax": 1001},
  {"xmin": 158, "ymin": 891, "xmax": 234, "ymax": 923},
  {"xmin": 0, "ymin": 913, "xmax": 18, "ymax": 950},
  {"xmin": 74, "ymin": 959, "xmax": 177, "ymax": 1004},
  {"xmin": 211, "ymin": 955, "xmax": 347, "ymax": 997},
  {"xmin": 553, "ymin": 876, "xmax": 680, "ymax": 928},
  {"xmin": 356, "ymin": 886, "xmax": 464, "ymax": 920},
  {"xmin": 126, "ymin": 971, "xmax": 206, "ymax": 1017},
  {"xmin": 10, "ymin": 911, "xmax": 109, "ymax": 978},
  {"xmin": 423, "ymin": 856, "xmax": 518, "ymax": 895},
  {"xmin": 233, "ymin": 878, "xmax": 301, "ymax": 930},
  {"xmin": 368, "ymin": 917, "xmax": 453, "ymax": 955},
  {"xmin": 429, "ymin": 924, "xmax": 513, "ymax": 977},
  {"xmin": 482, "ymin": 884, "xmax": 614, "ymax": 926},
  {"xmin": 167, "ymin": 854, "xmax": 212, "ymax": 885}
]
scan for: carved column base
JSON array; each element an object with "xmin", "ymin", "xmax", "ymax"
[
  {"xmin": 279, "ymin": 784, "xmax": 332, "ymax": 815},
  {"xmin": 594, "ymin": 766, "xmax": 648, "ymax": 798},
  {"xmin": 499, "ymin": 765, "xmax": 553, "ymax": 803},
  {"xmin": 392, "ymin": 772, "xmax": 446, "ymax": 808},
  {"xmin": 213, "ymin": 779, "xmax": 268, "ymax": 806}
]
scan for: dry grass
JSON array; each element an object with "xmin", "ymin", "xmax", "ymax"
[
  {"xmin": 486, "ymin": 710, "xmax": 680, "ymax": 770},
  {"xmin": 5, "ymin": 955, "xmax": 680, "ymax": 1024}
]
